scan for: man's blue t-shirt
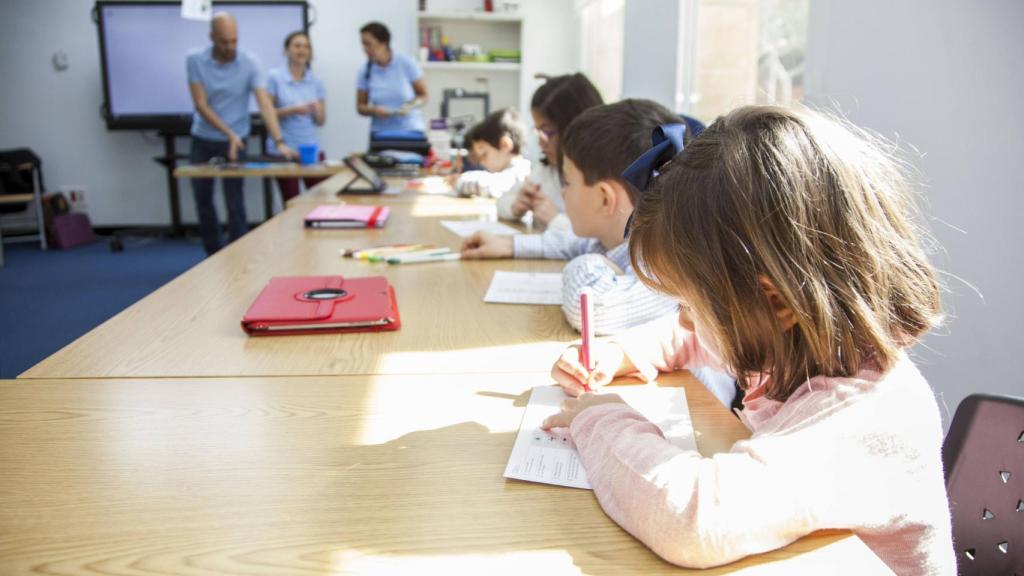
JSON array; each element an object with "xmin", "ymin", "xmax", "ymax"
[
  {"xmin": 266, "ymin": 67, "xmax": 325, "ymax": 149},
  {"xmin": 186, "ymin": 47, "xmax": 267, "ymax": 141},
  {"xmin": 356, "ymin": 52, "xmax": 425, "ymax": 133}
]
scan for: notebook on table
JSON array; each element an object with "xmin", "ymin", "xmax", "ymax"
[
  {"xmin": 304, "ymin": 205, "xmax": 390, "ymax": 228},
  {"xmin": 241, "ymin": 276, "xmax": 401, "ymax": 336}
]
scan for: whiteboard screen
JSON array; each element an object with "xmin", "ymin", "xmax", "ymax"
[{"xmin": 97, "ymin": 1, "xmax": 307, "ymax": 129}]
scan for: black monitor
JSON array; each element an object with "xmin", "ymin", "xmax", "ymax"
[{"xmin": 95, "ymin": 1, "xmax": 308, "ymax": 131}]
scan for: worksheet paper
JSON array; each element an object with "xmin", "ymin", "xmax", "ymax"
[
  {"xmin": 504, "ymin": 385, "xmax": 697, "ymax": 489},
  {"xmin": 483, "ymin": 271, "xmax": 563, "ymax": 305},
  {"xmin": 441, "ymin": 220, "xmax": 520, "ymax": 237}
]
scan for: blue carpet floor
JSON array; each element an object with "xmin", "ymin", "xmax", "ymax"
[{"xmin": 0, "ymin": 236, "xmax": 205, "ymax": 378}]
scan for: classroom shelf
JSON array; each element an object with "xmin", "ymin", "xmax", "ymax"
[
  {"xmin": 417, "ymin": 11, "xmax": 523, "ymax": 23},
  {"xmin": 417, "ymin": 10, "xmax": 524, "ymax": 121},
  {"xmin": 420, "ymin": 61, "xmax": 521, "ymax": 72}
]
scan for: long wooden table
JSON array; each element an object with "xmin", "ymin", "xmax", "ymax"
[
  {"xmin": 0, "ymin": 371, "xmax": 891, "ymax": 575},
  {"xmin": 21, "ymin": 199, "xmax": 572, "ymax": 379},
  {"xmin": 290, "ymin": 169, "xmax": 468, "ymax": 208},
  {"xmin": 10, "ymin": 171, "xmax": 891, "ymax": 572}
]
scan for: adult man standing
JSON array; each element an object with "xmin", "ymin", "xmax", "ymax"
[{"xmin": 187, "ymin": 12, "xmax": 294, "ymax": 255}]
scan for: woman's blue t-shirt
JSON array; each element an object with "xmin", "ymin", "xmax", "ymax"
[
  {"xmin": 266, "ymin": 67, "xmax": 325, "ymax": 149},
  {"xmin": 356, "ymin": 52, "xmax": 425, "ymax": 133}
]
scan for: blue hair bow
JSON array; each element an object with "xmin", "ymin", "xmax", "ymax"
[
  {"xmin": 621, "ymin": 123, "xmax": 687, "ymax": 192},
  {"xmin": 622, "ymin": 123, "xmax": 687, "ymax": 238}
]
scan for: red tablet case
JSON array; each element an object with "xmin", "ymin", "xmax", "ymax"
[
  {"xmin": 304, "ymin": 205, "xmax": 390, "ymax": 228},
  {"xmin": 241, "ymin": 276, "xmax": 401, "ymax": 336}
]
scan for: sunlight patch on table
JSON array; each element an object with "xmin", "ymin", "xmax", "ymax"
[{"xmin": 329, "ymin": 548, "xmax": 580, "ymax": 576}]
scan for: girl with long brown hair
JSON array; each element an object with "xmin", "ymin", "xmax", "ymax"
[{"xmin": 544, "ymin": 106, "xmax": 954, "ymax": 574}]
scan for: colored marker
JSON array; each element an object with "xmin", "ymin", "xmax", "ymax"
[
  {"xmin": 386, "ymin": 251, "xmax": 461, "ymax": 264},
  {"xmin": 580, "ymin": 289, "xmax": 594, "ymax": 393},
  {"xmin": 367, "ymin": 246, "xmax": 433, "ymax": 262},
  {"xmin": 341, "ymin": 244, "xmax": 425, "ymax": 259},
  {"xmin": 357, "ymin": 244, "xmax": 429, "ymax": 260}
]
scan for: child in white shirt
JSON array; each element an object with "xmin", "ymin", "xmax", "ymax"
[
  {"xmin": 497, "ymin": 73, "xmax": 603, "ymax": 231},
  {"xmin": 454, "ymin": 108, "xmax": 530, "ymax": 200}
]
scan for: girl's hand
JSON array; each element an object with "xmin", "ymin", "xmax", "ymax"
[
  {"xmin": 530, "ymin": 190, "xmax": 559, "ymax": 225},
  {"xmin": 510, "ymin": 183, "xmax": 538, "ymax": 218},
  {"xmin": 550, "ymin": 342, "xmax": 627, "ymax": 397},
  {"xmin": 541, "ymin": 393, "xmax": 627, "ymax": 430}
]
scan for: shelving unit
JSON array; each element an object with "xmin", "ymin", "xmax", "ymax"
[
  {"xmin": 421, "ymin": 61, "xmax": 521, "ymax": 72},
  {"xmin": 416, "ymin": 10, "xmax": 524, "ymax": 124},
  {"xmin": 418, "ymin": 10, "xmax": 523, "ymax": 22}
]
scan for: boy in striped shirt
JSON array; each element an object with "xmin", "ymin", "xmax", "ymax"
[{"xmin": 461, "ymin": 100, "xmax": 737, "ymax": 406}]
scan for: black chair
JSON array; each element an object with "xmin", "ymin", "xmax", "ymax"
[
  {"xmin": 0, "ymin": 148, "xmax": 48, "ymax": 265},
  {"xmin": 942, "ymin": 393, "xmax": 1024, "ymax": 575}
]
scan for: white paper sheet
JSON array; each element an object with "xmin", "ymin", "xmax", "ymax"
[
  {"xmin": 441, "ymin": 220, "xmax": 520, "ymax": 237},
  {"xmin": 404, "ymin": 176, "xmax": 454, "ymax": 195},
  {"xmin": 504, "ymin": 385, "xmax": 697, "ymax": 489},
  {"xmin": 483, "ymin": 271, "xmax": 563, "ymax": 306}
]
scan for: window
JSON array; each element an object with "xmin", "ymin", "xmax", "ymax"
[
  {"xmin": 578, "ymin": 0, "xmax": 625, "ymax": 102},
  {"xmin": 678, "ymin": 0, "xmax": 809, "ymax": 123}
]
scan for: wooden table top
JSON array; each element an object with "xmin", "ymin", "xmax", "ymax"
[
  {"xmin": 289, "ymin": 170, "xmax": 475, "ymax": 209},
  {"xmin": 175, "ymin": 164, "xmax": 455, "ymax": 206},
  {"xmin": 21, "ymin": 201, "xmax": 573, "ymax": 379},
  {"xmin": 0, "ymin": 371, "xmax": 890, "ymax": 575},
  {"xmin": 174, "ymin": 162, "xmax": 351, "ymax": 179}
]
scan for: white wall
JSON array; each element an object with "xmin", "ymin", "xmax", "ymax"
[
  {"xmin": 0, "ymin": 0, "xmax": 576, "ymax": 226},
  {"xmin": 518, "ymin": 0, "xmax": 580, "ymax": 158},
  {"xmin": 804, "ymin": 0, "xmax": 1024, "ymax": 426}
]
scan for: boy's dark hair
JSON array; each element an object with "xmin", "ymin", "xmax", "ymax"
[
  {"xmin": 464, "ymin": 108, "xmax": 526, "ymax": 155},
  {"xmin": 360, "ymin": 22, "xmax": 391, "ymax": 45},
  {"xmin": 535, "ymin": 73, "xmax": 603, "ymax": 137},
  {"xmin": 560, "ymin": 99, "xmax": 681, "ymax": 204}
]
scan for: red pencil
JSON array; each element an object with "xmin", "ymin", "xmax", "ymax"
[{"xmin": 580, "ymin": 290, "xmax": 594, "ymax": 393}]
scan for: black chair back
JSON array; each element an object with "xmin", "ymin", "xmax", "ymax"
[
  {"xmin": 942, "ymin": 393, "xmax": 1024, "ymax": 575},
  {"xmin": 0, "ymin": 148, "xmax": 44, "ymax": 214}
]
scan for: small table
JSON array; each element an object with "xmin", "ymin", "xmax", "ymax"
[{"xmin": 174, "ymin": 162, "xmax": 353, "ymax": 222}]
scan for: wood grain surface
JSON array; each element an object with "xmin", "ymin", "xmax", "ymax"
[
  {"xmin": 0, "ymin": 372, "xmax": 891, "ymax": 575},
  {"xmin": 21, "ymin": 201, "xmax": 573, "ymax": 379}
]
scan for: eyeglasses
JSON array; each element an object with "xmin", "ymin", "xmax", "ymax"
[{"xmin": 535, "ymin": 125, "xmax": 558, "ymax": 139}]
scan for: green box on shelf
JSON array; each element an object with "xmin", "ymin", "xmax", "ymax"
[{"xmin": 487, "ymin": 49, "xmax": 521, "ymax": 63}]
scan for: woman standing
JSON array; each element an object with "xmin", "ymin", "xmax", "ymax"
[
  {"xmin": 356, "ymin": 22, "xmax": 427, "ymax": 135},
  {"xmin": 267, "ymin": 31, "xmax": 326, "ymax": 202}
]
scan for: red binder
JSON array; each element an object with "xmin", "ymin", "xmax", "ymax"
[
  {"xmin": 304, "ymin": 205, "xmax": 390, "ymax": 228},
  {"xmin": 241, "ymin": 276, "xmax": 401, "ymax": 336}
]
